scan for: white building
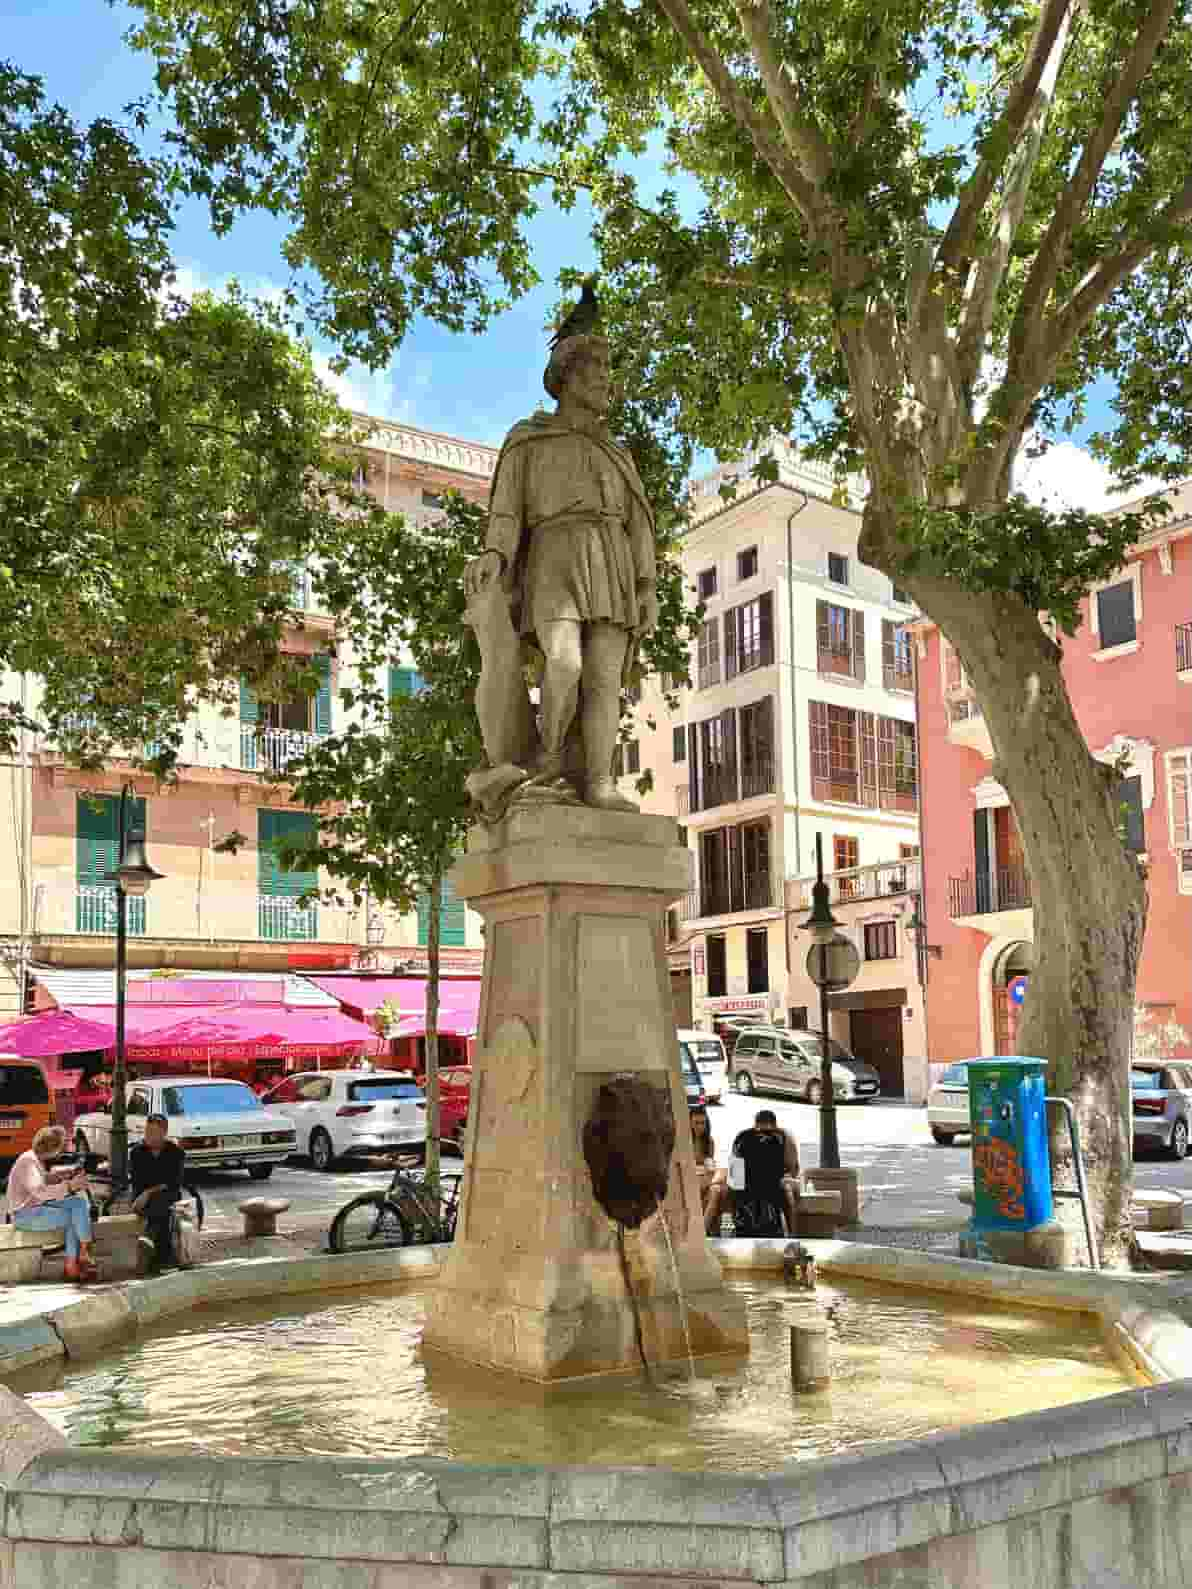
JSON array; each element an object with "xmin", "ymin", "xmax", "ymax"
[{"xmin": 628, "ymin": 440, "xmax": 922, "ymax": 1078}]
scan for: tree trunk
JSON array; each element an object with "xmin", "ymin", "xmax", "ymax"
[
  {"xmin": 424, "ymin": 864, "xmax": 442, "ymax": 1199},
  {"xmin": 901, "ymin": 569, "xmax": 1146, "ymax": 1268}
]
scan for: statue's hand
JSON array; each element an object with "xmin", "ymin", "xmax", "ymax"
[{"xmin": 464, "ymin": 549, "xmax": 506, "ymax": 601}]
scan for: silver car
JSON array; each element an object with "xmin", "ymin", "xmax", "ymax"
[
  {"xmin": 727, "ymin": 1027, "xmax": 881, "ymax": 1103},
  {"xmin": 1132, "ymin": 1063, "xmax": 1192, "ymax": 1160},
  {"xmin": 926, "ymin": 1061, "xmax": 972, "ymax": 1144},
  {"xmin": 679, "ymin": 1029, "xmax": 727, "ymax": 1103}
]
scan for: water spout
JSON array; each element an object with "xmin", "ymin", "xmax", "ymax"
[
  {"xmin": 614, "ymin": 1223, "xmax": 652, "ymax": 1381},
  {"xmin": 658, "ymin": 1207, "xmax": 696, "ymax": 1384}
]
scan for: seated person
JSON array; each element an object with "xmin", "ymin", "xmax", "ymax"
[
  {"xmin": 689, "ymin": 1106, "xmax": 726, "ymax": 1215},
  {"xmin": 130, "ymin": 1113, "xmax": 186, "ymax": 1272},
  {"xmin": 731, "ymin": 1109, "xmax": 802, "ymax": 1236},
  {"xmin": 8, "ymin": 1125, "xmax": 96, "ymax": 1281}
]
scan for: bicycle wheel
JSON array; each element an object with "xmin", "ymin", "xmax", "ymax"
[{"xmin": 328, "ymin": 1194, "xmax": 412, "ymax": 1254}]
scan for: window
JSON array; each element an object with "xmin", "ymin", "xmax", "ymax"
[
  {"xmin": 352, "ymin": 464, "xmax": 367, "ymax": 489},
  {"xmin": 789, "ymin": 1006, "xmax": 809, "ymax": 1030},
  {"xmin": 739, "ymin": 697, "xmax": 774, "ymax": 798},
  {"xmin": 900, "ymin": 843, "xmax": 920, "ymax": 858},
  {"xmin": 389, "ymin": 666, "xmax": 425, "ymax": 698},
  {"xmin": 724, "ymin": 592, "xmax": 774, "ymax": 678},
  {"xmin": 418, "ymin": 875, "xmax": 466, "ymax": 947},
  {"xmin": 1166, "ymin": 750, "xmax": 1191, "ymax": 846},
  {"xmin": 828, "ymin": 552, "xmax": 849, "ymax": 586},
  {"xmin": 864, "ymin": 921, "xmax": 899, "ymax": 960},
  {"xmin": 817, "ymin": 601, "xmax": 865, "ymax": 682},
  {"xmin": 626, "ymin": 741, "xmax": 640, "ymax": 776},
  {"xmin": 882, "ymin": 621, "xmax": 914, "ymax": 692},
  {"xmin": 258, "ymin": 809, "xmax": 318, "ymax": 942},
  {"xmin": 421, "ymin": 489, "xmax": 445, "ymax": 509},
  {"xmin": 296, "ymin": 1076, "xmax": 334, "ymax": 1103},
  {"xmin": 242, "ymin": 655, "xmax": 332, "ymax": 738},
  {"xmin": 834, "ymin": 834, "xmax": 859, "ymax": 873},
  {"xmin": 673, "ymin": 726, "xmax": 687, "ymax": 763},
  {"xmin": 697, "ymin": 710, "xmax": 737, "ymax": 807},
  {"xmin": 737, "ymin": 545, "xmax": 758, "ymax": 581},
  {"xmin": 699, "ymin": 820, "xmax": 771, "ymax": 913},
  {"xmin": 1095, "ymin": 579, "xmax": 1137, "ymax": 650},
  {"xmin": 698, "ymin": 567, "xmax": 718, "ymax": 600},
  {"xmin": 809, "ymin": 702, "xmax": 917, "ymax": 809},
  {"xmin": 746, "ymin": 928, "xmax": 769, "ymax": 994},
  {"xmin": 697, "ymin": 619, "xmax": 721, "ymax": 688},
  {"xmin": 127, "ymin": 1089, "xmax": 150, "ymax": 1117},
  {"xmin": 706, "ymin": 934, "xmax": 727, "ymax": 997},
  {"xmin": 77, "ymin": 794, "xmax": 147, "ymax": 935},
  {"xmin": 1113, "ymin": 774, "xmax": 1145, "ymax": 853},
  {"xmin": 741, "ymin": 820, "xmax": 771, "ymax": 904}
]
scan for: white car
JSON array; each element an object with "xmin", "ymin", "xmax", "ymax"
[
  {"xmin": 678, "ymin": 1029, "xmax": 728, "ymax": 1104},
  {"xmin": 926, "ymin": 1062, "xmax": 973, "ymax": 1144},
  {"xmin": 262, "ymin": 1069, "xmax": 427, "ymax": 1171},
  {"xmin": 73, "ymin": 1077, "xmax": 296, "ymax": 1179}
]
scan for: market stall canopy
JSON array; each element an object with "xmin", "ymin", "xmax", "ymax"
[
  {"xmin": 0, "ymin": 1011, "xmax": 117, "ymax": 1057},
  {"xmin": 64, "ymin": 1003, "xmax": 379, "ymax": 1063},
  {"xmin": 305, "ymin": 976, "xmax": 479, "ymax": 1038}
]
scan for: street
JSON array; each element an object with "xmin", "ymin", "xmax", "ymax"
[{"xmin": 182, "ymin": 1091, "xmax": 1192, "ymax": 1241}]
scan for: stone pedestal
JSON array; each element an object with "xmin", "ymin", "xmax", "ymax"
[
  {"xmin": 807, "ymin": 1167, "xmax": 861, "ymax": 1225},
  {"xmin": 422, "ymin": 806, "xmax": 749, "ymax": 1383}
]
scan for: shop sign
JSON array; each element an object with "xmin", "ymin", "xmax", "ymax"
[{"xmin": 704, "ymin": 994, "xmax": 771, "ymax": 1013}]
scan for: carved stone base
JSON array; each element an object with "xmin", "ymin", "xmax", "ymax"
[{"xmin": 421, "ymin": 806, "xmax": 749, "ymax": 1383}]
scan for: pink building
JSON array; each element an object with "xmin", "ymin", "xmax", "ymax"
[{"xmin": 914, "ymin": 484, "xmax": 1192, "ymax": 1066}]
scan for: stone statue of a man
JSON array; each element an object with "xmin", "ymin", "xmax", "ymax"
[{"xmin": 463, "ymin": 333, "xmax": 658, "ymax": 816}]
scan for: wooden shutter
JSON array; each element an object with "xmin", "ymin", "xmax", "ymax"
[
  {"xmin": 419, "ymin": 875, "xmax": 466, "ymax": 947},
  {"xmin": 1113, "ymin": 775, "xmax": 1145, "ymax": 853},
  {"xmin": 687, "ymin": 724, "xmax": 700, "ymax": 809},
  {"xmin": 973, "ymin": 810, "xmax": 991, "ymax": 912},
  {"xmin": 859, "ymin": 711, "xmax": 878, "ymax": 806},
  {"xmin": 239, "ymin": 679, "xmax": 258, "ymax": 724},
  {"xmin": 721, "ymin": 707, "xmax": 738, "ymax": 802},
  {"xmin": 816, "ymin": 601, "xmax": 830, "ymax": 662},
  {"xmin": 809, "ymin": 700, "xmax": 829, "ymax": 797},
  {"xmin": 76, "ymin": 795, "xmax": 143, "ymax": 888},
  {"xmin": 759, "ymin": 592, "xmax": 774, "ymax": 665},
  {"xmin": 724, "ymin": 608, "xmax": 739, "ymax": 679},
  {"xmin": 851, "ymin": 609, "xmax": 866, "ymax": 682},
  {"xmin": 314, "ymin": 655, "xmax": 332, "ymax": 735},
  {"xmin": 882, "ymin": 619, "xmax": 895, "ymax": 675},
  {"xmin": 728, "ymin": 823, "xmax": 745, "ymax": 912},
  {"xmin": 258, "ymin": 809, "xmax": 318, "ymax": 898}
]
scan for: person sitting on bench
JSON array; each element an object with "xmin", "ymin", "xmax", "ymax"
[
  {"xmin": 130, "ymin": 1113, "xmax": 186, "ymax": 1273},
  {"xmin": 731, "ymin": 1109, "xmax": 802, "ymax": 1236},
  {"xmin": 8, "ymin": 1125, "xmax": 97, "ymax": 1281}
]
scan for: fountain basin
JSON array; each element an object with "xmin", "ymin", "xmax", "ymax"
[{"xmin": 3, "ymin": 1239, "xmax": 1192, "ymax": 1588}]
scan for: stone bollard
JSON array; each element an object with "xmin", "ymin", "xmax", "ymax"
[
  {"xmin": 790, "ymin": 1318, "xmax": 830, "ymax": 1391},
  {"xmin": 239, "ymin": 1198, "xmax": 291, "ymax": 1239}
]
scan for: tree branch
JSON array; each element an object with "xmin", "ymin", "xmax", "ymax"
[
  {"xmin": 652, "ymin": 0, "xmax": 826, "ymax": 229},
  {"xmin": 936, "ymin": 0, "xmax": 1078, "ymax": 278},
  {"xmin": 1009, "ymin": 0, "xmax": 1178, "ymax": 365},
  {"xmin": 732, "ymin": 0, "xmax": 833, "ymax": 187}
]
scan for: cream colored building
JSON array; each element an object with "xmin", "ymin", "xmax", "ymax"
[
  {"xmin": 625, "ymin": 439, "xmax": 923, "ymax": 1090},
  {"xmin": 0, "ymin": 417, "xmax": 497, "ymax": 1020}
]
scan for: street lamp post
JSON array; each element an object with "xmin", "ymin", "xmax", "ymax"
[
  {"xmin": 104, "ymin": 783, "xmax": 164, "ymax": 1189},
  {"xmin": 801, "ymin": 834, "xmax": 859, "ymax": 1171}
]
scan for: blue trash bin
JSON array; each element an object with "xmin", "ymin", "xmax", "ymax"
[{"xmin": 966, "ymin": 1057, "xmax": 1053, "ymax": 1232}]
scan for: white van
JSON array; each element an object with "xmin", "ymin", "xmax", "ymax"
[{"xmin": 678, "ymin": 1030, "xmax": 728, "ymax": 1104}]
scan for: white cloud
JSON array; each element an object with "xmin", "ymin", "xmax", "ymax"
[
  {"xmin": 1013, "ymin": 438, "xmax": 1166, "ymax": 513},
  {"xmin": 312, "ymin": 354, "xmax": 411, "ymax": 423}
]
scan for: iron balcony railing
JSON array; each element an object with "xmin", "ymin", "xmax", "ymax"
[
  {"xmin": 788, "ymin": 857, "xmax": 921, "ymax": 909},
  {"xmin": 948, "ymin": 863, "xmax": 1032, "ymax": 918},
  {"xmin": 258, "ymin": 895, "xmax": 319, "ymax": 941},
  {"xmin": 75, "ymin": 886, "xmax": 146, "ymax": 936},
  {"xmin": 698, "ymin": 870, "xmax": 773, "ymax": 917},
  {"xmin": 241, "ymin": 726, "xmax": 320, "ymax": 774},
  {"xmin": 1178, "ymin": 621, "xmax": 1192, "ymax": 674},
  {"xmin": 883, "ymin": 662, "xmax": 915, "ymax": 693},
  {"xmin": 688, "ymin": 767, "xmax": 739, "ymax": 813}
]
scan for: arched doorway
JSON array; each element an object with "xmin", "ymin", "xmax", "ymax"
[{"xmin": 991, "ymin": 941, "xmax": 1033, "ymax": 1055}]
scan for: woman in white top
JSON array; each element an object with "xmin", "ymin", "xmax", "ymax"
[{"xmin": 7, "ymin": 1124, "xmax": 96, "ymax": 1281}]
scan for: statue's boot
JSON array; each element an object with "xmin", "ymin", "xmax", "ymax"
[{"xmin": 587, "ymin": 775, "xmax": 638, "ymax": 812}]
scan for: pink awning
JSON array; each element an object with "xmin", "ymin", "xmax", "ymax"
[
  {"xmin": 0, "ymin": 1011, "xmax": 117, "ymax": 1058},
  {"xmin": 66, "ymin": 1003, "xmax": 379, "ymax": 1063},
  {"xmin": 305, "ymin": 976, "xmax": 480, "ymax": 1038}
]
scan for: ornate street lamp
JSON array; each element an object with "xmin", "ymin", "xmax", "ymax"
[
  {"xmin": 801, "ymin": 834, "xmax": 859, "ymax": 1170},
  {"xmin": 104, "ymin": 783, "xmax": 164, "ymax": 1188}
]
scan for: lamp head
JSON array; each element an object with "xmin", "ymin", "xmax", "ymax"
[
  {"xmin": 106, "ymin": 830, "xmax": 165, "ymax": 898},
  {"xmin": 800, "ymin": 877, "xmax": 838, "ymax": 943}
]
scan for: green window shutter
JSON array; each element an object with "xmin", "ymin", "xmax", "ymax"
[
  {"xmin": 389, "ymin": 666, "xmax": 424, "ymax": 698},
  {"xmin": 257, "ymin": 809, "xmax": 319, "ymax": 898},
  {"xmin": 76, "ymin": 795, "xmax": 146, "ymax": 886},
  {"xmin": 417, "ymin": 876, "xmax": 466, "ymax": 947},
  {"xmin": 314, "ymin": 655, "xmax": 332, "ymax": 735},
  {"xmin": 239, "ymin": 679, "xmax": 258, "ymax": 724}
]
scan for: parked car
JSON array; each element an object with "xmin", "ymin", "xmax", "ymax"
[
  {"xmin": 0, "ymin": 1055, "xmax": 55, "ymax": 1178},
  {"xmin": 74, "ymin": 1076, "xmax": 296, "ymax": 1178},
  {"xmin": 677, "ymin": 1041, "xmax": 706, "ymax": 1108},
  {"xmin": 727, "ymin": 1027, "xmax": 881, "ymax": 1103},
  {"xmin": 926, "ymin": 1061, "xmax": 973, "ymax": 1144},
  {"xmin": 679, "ymin": 1030, "xmax": 727, "ymax": 1103},
  {"xmin": 263, "ymin": 1069, "xmax": 428, "ymax": 1171},
  {"xmin": 417, "ymin": 1065, "xmax": 470, "ymax": 1153},
  {"xmin": 1132, "ymin": 1063, "xmax": 1192, "ymax": 1160}
]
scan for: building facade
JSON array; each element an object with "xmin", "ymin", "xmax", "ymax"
[
  {"xmin": 629, "ymin": 440, "xmax": 922, "ymax": 1083},
  {"xmin": 0, "ymin": 417, "xmax": 498, "ymax": 1021},
  {"xmin": 914, "ymin": 483, "xmax": 1192, "ymax": 1066}
]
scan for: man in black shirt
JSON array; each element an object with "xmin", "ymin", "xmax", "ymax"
[
  {"xmin": 732, "ymin": 1109, "xmax": 801, "ymax": 1235},
  {"xmin": 130, "ymin": 1112, "xmax": 186, "ymax": 1272}
]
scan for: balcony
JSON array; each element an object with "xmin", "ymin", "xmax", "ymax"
[
  {"xmin": 1178, "ymin": 621, "xmax": 1192, "ymax": 681},
  {"xmin": 817, "ymin": 646, "xmax": 864, "ymax": 685},
  {"xmin": 883, "ymin": 662, "xmax": 914, "ymax": 694},
  {"xmin": 75, "ymin": 887, "xmax": 146, "ymax": 936},
  {"xmin": 787, "ymin": 857, "xmax": 921, "ymax": 911},
  {"xmin": 697, "ymin": 870, "xmax": 773, "ymax": 918},
  {"xmin": 258, "ymin": 896, "xmax": 319, "ymax": 941},
  {"xmin": 948, "ymin": 863, "xmax": 1032, "ymax": 922},
  {"xmin": 740, "ymin": 757, "xmax": 776, "ymax": 801},
  {"xmin": 697, "ymin": 661, "xmax": 722, "ymax": 689},
  {"xmin": 241, "ymin": 727, "xmax": 320, "ymax": 774},
  {"xmin": 945, "ymin": 691, "xmax": 993, "ymax": 756},
  {"xmin": 688, "ymin": 767, "xmax": 740, "ymax": 814}
]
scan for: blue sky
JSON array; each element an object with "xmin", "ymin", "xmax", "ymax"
[{"xmin": 6, "ymin": 1, "xmax": 1136, "ymax": 504}]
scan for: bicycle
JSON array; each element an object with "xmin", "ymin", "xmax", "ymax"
[{"xmin": 328, "ymin": 1165, "xmax": 462, "ymax": 1254}]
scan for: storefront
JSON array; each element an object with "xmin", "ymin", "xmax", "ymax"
[{"xmin": 305, "ymin": 975, "xmax": 480, "ymax": 1070}]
